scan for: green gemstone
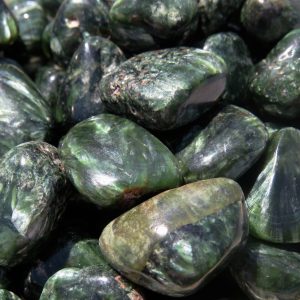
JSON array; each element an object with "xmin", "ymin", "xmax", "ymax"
[
  {"xmin": 99, "ymin": 178, "xmax": 248, "ymax": 297},
  {"xmin": 0, "ymin": 0, "xmax": 18, "ymax": 45},
  {"xmin": 0, "ymin": 141, "xmax": 68, "ymax": 267},
  {"xmin": 231, "ymin": 240, "xmax": 300, "ymax": 300},
  {"xmin": 0, "ymin": 290, "xmax": 21, "ymax": 300},
  {"xmin": 249, "ymin": 29, "xmax": 300, "ymax": 119},
  {"xmin": 100, "ymin": 48, "xmax": 227, "ymax": 131},
  {"xmin": 40, "ymin": 267, "xmax": 143, "ymax": 300},
  {"xmin": 59, "ymin": 114, "xmax": 182, "ymax": 209},
  {"xmin": 176, "ymin": 105, "xmax": 268, "ymax": 183},
  {"xmin": 247, "ymin": 127, "xmax": 300, "ymax": 243},
  {"xmin": 0, "ymin": 64, "xmax": 52, "ymax": 157},
  {"xmin": 203, "ymin": 32, "xmax": 254, "ymax": 105},
  {"xmin": 56, "ymin": 36, "xmax": 125, "ymax": 126}
]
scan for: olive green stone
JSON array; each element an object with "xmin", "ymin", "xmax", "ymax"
[
  {"xmin": 247, "ymin": 128, "xmax": 300, "ymax": 243},
  {"xmin": 100, "ymin": 48, "xmax": 227, "ymax": 131},
  {"xmin": 0, "ymin": 64, "xmax": 52, "ymax": 157},
  {"xmin": 249, "ymin": 29, "xmax": 300, "ymax": 119},
  {"xmin": 0, "ymin": 0, "xmax": 18, "ymax": 45},
  {"xmin": 50, "ymin": 0, "xmax": 109, "ymax": 64},
  {"xmin": 203, "ymin": 32, "xmax": 253, "ymax": 105},
  {"xmin": 4, "ymin": 0, "xmax": 47, "ymax": 50},
  {"xmin": 0, "ymin": 141, "xmax": 68, "ymax": 267},
  {"xmin": 231, "ymin": 240, "xmax": 300, "ymax": 300},
  {"xmin": 59, "ymin": 114, "xmax": 182, "ymax": 209},
  {"xmin": 100, "ymin": 178, "xmax": 248, "ymax": 297},
  {"xmin": 108, "ymin": 0, "xmax": 199, "ymax": 52},
  {"xmin": 0, "ymin": 290, "xmax": 21, "ymax": 300},
  {"xmin": 176, "ymin": 105, "xmax": 268, "ymax": 183},
  {"xmin": 40, "ymin": 267, "xmax": 143, "ymax": 300},
  {"xmin": 241, "ymin": 0, "xmax": 300, "ymax": 42},
  {"xmin": 56, "ymin": 36, "xmax": 125, "ymax": 126},
  {"xmin": 198, "ymin": 0, "xmax": 244, "ymax": 35}
]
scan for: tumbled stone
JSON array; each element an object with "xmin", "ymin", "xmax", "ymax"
[
  {"xmin": 0, "ymin": 0, "xmax": 18, "ymax": 46},
  {"xmin": 100, "ymin": 48, "xmax": 227, "ymax": 131},
  {"xmin": 100, "ymin": 178, "xmax": 248, "ymax": 297},
  {"xmin": 247, "ymin": 128, "xmax": 300, "ymax": 243},
  {"xmin": 176, "ymin": 105, "xmax": 268, "ymax": 183},
  {"xmin": 59, "ymin": 114, "xmax": 182, "ymax": 209}
]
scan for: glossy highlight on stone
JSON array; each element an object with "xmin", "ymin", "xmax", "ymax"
[
  {"xmin": 0, "ymin": 0, "xmax": 18, "ymax": 46},
  {"xmin": 176, "ymin": 105, "xmax": 268, "ymax": 183},
  {"xmin": 59, "ymin": 114, "xmax": 182, "ymax": 209},
  {"xmin": 100, "ymin": 47, "xmax": 227, "ymax": 131},
  {"xmin": 100, "ymin": 178, "xmax": 248, "ymax": 297},
  {"xmin": 247, "ymin": 127, "xmax": 300, "ymax": 243}
]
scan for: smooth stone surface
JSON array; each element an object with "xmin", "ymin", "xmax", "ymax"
[
  {"xmin": 59, "ymin": 114, "xmax": 182, "ymax": 209},
  {"xmin": 231, "ymin": 240, "xmax": 300, "ymax": 300},
  {"xmin": 40, "ymin": 266, "xmax": 143, "ymax": 300},
  {"xmin": 241, "ymin": 0, "xmax": 300, "ymax": 42},
  {"xmin": 56, "ymin": 36, "xmax": 125, "ymax": 126},
  {"xmin": 0, "ymin": 290, "xmax": 21, "ymax": 300},
  {"xmin": 0, "ymin": 141, "xmax": 68, "ymax": 267},
  {"xmin": 0, "ymin": 64, "xmax": 52, "ymax": 156},
  {"xmin": 0, "ymin": 0, "xmax": 18, "ymax": 45},
  {"xmin": 203, "ymin": 32, "xmax": 253, "ymax": 105},
  {"xmin": 249, "ymin": 29, "xmax": 300, "ymax": 119},
  {"xmin": 50, "ymin": 0, "xmax": 109, "ymax": 64},
  {"xmin": 4, "ymin": 0, "xmax": 47, "ymax": 50},
  {"xmin": 100, "ymin": 48, "xmax": 227, "ymax": 131},
  {"xmin": 108, "ymin": 0, "xmax": 199, "ymax": 52},
  {"xmin": 247, "ymin": 128, "xmax": 300, "ymax": 243},
  {"xmin": 41, "ymin": 21, "xmax": 54, "ymax": 59},
  {"xmin": 100, "ymin": 178, "xmax": 248, "ymax": 297},
  {"xmin": 198, "ymin": 0, "xmax": 244, "ymax": 35},
  {"xmin": 176, "ymin": 105, "xmax": 268, "ymax": 183}
]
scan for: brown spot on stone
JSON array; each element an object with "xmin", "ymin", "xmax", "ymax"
[{"xmin": 114, "ymin": 275, "xmax": 126, "ymax": 289}]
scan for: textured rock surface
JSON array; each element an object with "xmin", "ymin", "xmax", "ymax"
[
  {"xmin": 0, "ymin": 0, "xmax": 18, "ymax": 45},
  {"xmin": 100, "ymin": 48, "xmax": 227, "ymax": 131},
  {"xmin": 100, "ymin": 178, "xmax": 248, "ymax": 296},
  {"xmin": 0, "ymin": 290, "xmax": 21, "ymax": 300}
]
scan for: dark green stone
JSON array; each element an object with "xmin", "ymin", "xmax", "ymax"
[
  {"xmin": 231, "ymin": 240, "xmax": 300, "ymax": 300},
  {"xmin": 41, "ymin": 21, "xmax": 54, "ymax": 59},
  {"xmin": 0, "ymin": 64, "xmax": 52, "ymax": 157},
  {"xmin": 241, "ymin": 0, "xmax": 300, "ymax": 42},
  {"xmin": 59, "ymin": 114, "xmax": 182, "ymax": 209},
  {"xmin": 40, "ymin": 0, "xmax": 64, "ymax": 17},
  {"xmin": 100, "ymin": 178, "xmax": 248, "ymax": 297},
  {"xmin": 108, "ymin": 0, "xmax": 199, "ymax": 52},
  {"xmin": 0, "ymin": 141, "xmax": 68, "ymax": 267},
  {"xmin": 247, "ymin": 128, "xmax": 300, "ymax": 243},
  {"xmin": 203, "ymin": 32, "xmax": 253, "ymax": 105},
  {"xmin": 176, "ymin": 105, "xmax": 268, "ymax": 183},
  {"xmin": 56, "ymin": 36, "xmax": 125, "ymax": 126},
  {"xmin": 100, "ymin": 48, "xmax": 227, "ymax": 131},
  {"xmin": 50, "ymin": 0, "xmax": 109, "ymax": 64},
  {"xmin": 40, "ymin": 266, "xmax": 143, "ymax": 300},
  {"xmin": 249, "ymin": 29, "xmax": 300, "ymax": 119},
  {"xmin": 0, "ymin": 0, "xmax": 18, "ymax": 45},
  {"xmin": 0, "ymin": 290, "xmax": 21, "ymax": 300},
  {"xmin": 4, "ymin": 0, "xmax": 47, "ymax": 50},
  {"xmin": 198, "ymin": 0, "xmax": 244, "ymax": 35}
]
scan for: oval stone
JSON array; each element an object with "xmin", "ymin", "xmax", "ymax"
[
  {"xmin": 99, "ymin": 178, "xmax": 248, "ymax": 297},
  {"xmin": 0, "ymin": 0, "xmax": 18, "ymax": 46},
  {"xmin": 100, "ymin": 48, "xmax": 227, "ymax": 131},
  {"xmin": 59, "ymin": 114, "xmax": 182, "ymax": 209}
]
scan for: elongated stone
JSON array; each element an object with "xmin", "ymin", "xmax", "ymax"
[
  {"xmin": 56, "ymin": 36, "xmax": 125, "ymax": 126},
  {"xmin": 100, "ymin": 178, "xmax": 248, "ymax": 297},
  {"xmin": 176, "ymin": 105, "xmax": 268, "ymax": 183},
  {"xmin": 40, "ymin": 267, "xmax": 143, "ymax": 300},
  {"xmin": 59, "ymin": 114, "xmax": 182, "ymax": 209},
  {"xmin": 249, "ymin": 29, "xmax": 300, "ymax": 119},
  {"xmin": 50, "ymin": 0, "xmax": 109, "ymax": 64},
  {"xmin": 198, "ymin": 0, "xmax": 244, "ymax": 35},
  {"xmin": 0, "ymin": 141, "xmax": 68, "ymax": 267},
  {"xmin": 231, "ymin": 240, "xmax": 300, "ymax": 300},
  {"xmin": 203, "ymin": 32, "xmax": 253, "ymax": 105},
  {"xmin": 109, "ymin": 0, "xmax": 199, "ymax": 52},
  {"xmin": 247, "ymin": 128, "xmax": 300, "ymax": 243},
  {"xmin": 0, "ymin": 0, "xmax": 18, "ymax": 45},
  {"xmin": 0, "ymin": 290, "xmax": 21, "ymax": 300},
  {"xmin": 100, "ymin": 48, "xmax": 227, "ymax": 131},
  {"xmin": 241, "ymin": 0, "xmax": 300, "ymax": 42},
  {"xmin": 4, "ymin": 0, "xmax": 47, "ymax": 50},
  {"xmin": 0, "ymin": 64, "xmax": 52, "ymax": 156}
]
